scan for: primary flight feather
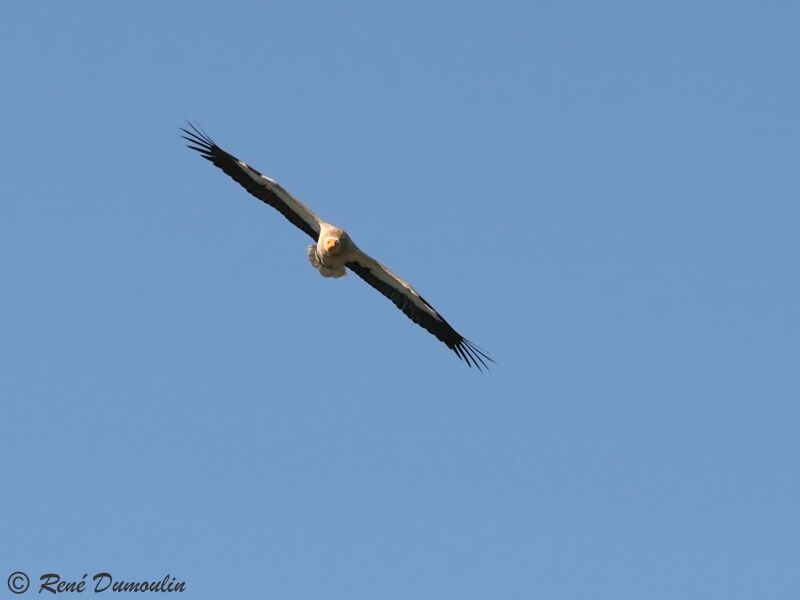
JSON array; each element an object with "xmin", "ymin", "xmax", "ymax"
[{"xmin": 181, "ymin": 124, "xmax": 492, "ymax": 370}]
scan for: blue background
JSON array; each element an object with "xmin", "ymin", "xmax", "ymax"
[{"xmin": 2, "ymin": 2, "xmax": 798, "ymax": 598}]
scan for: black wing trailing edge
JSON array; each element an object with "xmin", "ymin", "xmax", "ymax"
[
  {"xmin": 346, "ymin": 261, "xmax": 493, "ymax": 370},
  {"xmin": 181, "ymin": 123, "xmax": 320, "ymax": 241}
]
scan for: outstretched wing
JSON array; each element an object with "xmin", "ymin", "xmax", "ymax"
[
  {"xmin": 345, "ymin": 250, "xmax": 492, "ymax": 370},
  {"xmin": 181, "ymin": 123, "xmax": 321, "ymax": 241}
]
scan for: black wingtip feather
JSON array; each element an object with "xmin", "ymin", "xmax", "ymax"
[
  {"xmin": 457, "ymin": 339, "xmax": 493, "ymax": 372},
  {"xmin": 180, "ymin": 122, "xmax": 216, "ymax": 153}
]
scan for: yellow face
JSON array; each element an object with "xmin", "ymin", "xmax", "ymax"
[{"xmin": 324, "ymin": 237, "xmax": 340, "ymax": 254}]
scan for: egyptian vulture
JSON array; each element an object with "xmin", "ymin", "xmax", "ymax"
[{"xmin": 181, "ymin": 124, "xmax": 492, "ymax": 369}]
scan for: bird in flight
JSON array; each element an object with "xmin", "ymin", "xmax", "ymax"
[{"xmin": 181, "ymin": 124, "xmax": 492, "ymax": 370}]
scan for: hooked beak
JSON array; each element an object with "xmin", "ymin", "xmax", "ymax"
[{"xmin": 325, "ymin": 238, "xmax": 339, "ymax": 252}]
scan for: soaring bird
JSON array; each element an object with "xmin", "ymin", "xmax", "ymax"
[{"xmin": 181, "ymin": 124, "xmax": 492, "ymax": 370}]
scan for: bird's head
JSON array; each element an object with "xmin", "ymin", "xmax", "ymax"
[
  {"xmin": 323, "ymin": 231, "xmax": 348, "ymax": 256},
  {"xmin": 324, "ymin": 237, "xmax": 340, "ymax": 254}
]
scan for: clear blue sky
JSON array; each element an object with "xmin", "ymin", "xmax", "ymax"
[{"xmin": 2, "ymin": 2, "xmax": 798, "ymax": 598}]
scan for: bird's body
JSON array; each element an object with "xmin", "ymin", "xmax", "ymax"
[
  {"xmin": 181, "ymin": 124, "xmax": 491, "ymax": 369},
  {"xmin": 309, "ymin": 224, "xmax": 351, "ymax": 278}
]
